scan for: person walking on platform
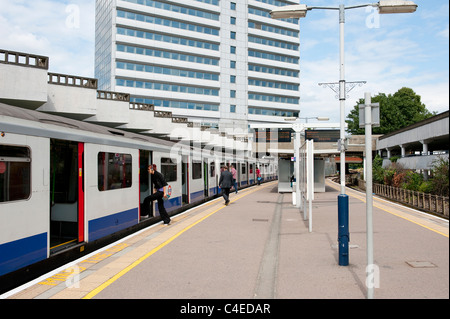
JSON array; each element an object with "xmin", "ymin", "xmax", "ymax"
[
  {"xmin": 219, "ymin": 165, "xmax": 233, "ymax": 205},
  {"xmin": 256, "ymin": 167, "xmax": 261, "ymax": 185},
  {"xmin": 230, "ymin": 164, "xmax": 238, "ymax": 194},
  {"xmin": 142, "ymin": 164, "xmax": 171, "ymax": 225}
]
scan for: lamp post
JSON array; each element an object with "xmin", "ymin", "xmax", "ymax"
[
  {"xmin": 270, "ymin": 0, "xmax": 417, "ymax": 297},
  {"xmin": 271, "ymin": 0, "xmax": 417, "ymax": 196}
]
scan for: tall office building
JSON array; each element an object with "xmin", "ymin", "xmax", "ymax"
[{"xmin": 95, "ymin": 0, "xmax": 300, "ymax": 135}]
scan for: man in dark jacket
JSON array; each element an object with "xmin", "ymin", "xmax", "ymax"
[
  {"xmin": 219, "ymin": 165, "xmax": 234, "ymax": 205},
  {"xmin": 142, "ymin": 164, "xmax": 171, "ymax": 225}
]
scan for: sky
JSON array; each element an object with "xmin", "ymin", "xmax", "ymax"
[{"xmin": 0, "ymin": 0, "xmax": 448, "ymax": 124}]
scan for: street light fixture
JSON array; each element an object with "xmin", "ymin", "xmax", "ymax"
[
  {"xmin": 378, "ymin": 1, "xmax": 418, "ymax": 14},
  {"xmin": 269, "ymin": 1, "xmax": 418, "ymax": 18},
  {"xmin": 269, "ymin": 4, "xmax": 307, "ymax": 19},
  {"xmin": 270, "ymin": 0, "xmax": 417, "ymax": 299}
]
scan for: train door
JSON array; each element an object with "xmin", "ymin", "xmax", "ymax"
[
  {"xmin": 139, "ymin": 150, "xmax": 152, "ymax": 218},
  {"xmin": 203, "ymin": 159, "xmax": 208, "ymax": 197},
  {"xmin": 49, "ymin": 139, "xmax": 84, "ymax": 253},
  {"xmin": 182, "ymin": 155, "xmax": 189, "ymax": 205},
  {"xmin": 246, "ymin": 162, "xmax": 250, "ymax": 185},
  {"xmin": 232, "ymin": 162, "xmax": 238, "ymax": 189}
]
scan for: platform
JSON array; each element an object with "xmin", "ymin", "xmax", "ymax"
[{"xmin": 2, "ymin": 179, "xmax": 448, "ymax": 301}]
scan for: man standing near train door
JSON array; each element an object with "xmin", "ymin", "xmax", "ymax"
[
  {"xmin": 219, "ymin": 165, "xmax": 233, "ymax": 206},
  {"xmin": 142, "ymin": 164, "xmax": 171, "ymax": 225}
]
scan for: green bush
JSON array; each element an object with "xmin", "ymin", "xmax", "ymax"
[
  {"xmin": 431, "ymin": 157, "xmax": 449, "ymax": 197},
  {"xmin": 372, "ymin": 155, "xmax": 384, "ymax": 184},
  {"xmin": 370, "ymin": 155, "xmax": 448, "ymax": 197},
  {"xmin": 418, "ymin": 181, "xmax": 433, "ymax": 193},
  {"xmin": 402, "ymin": 171, "xmax": 423, "ymax": 191}
]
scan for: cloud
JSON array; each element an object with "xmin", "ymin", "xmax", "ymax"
[
  {"xmin": 298, "ymin": 0, "xmax": 449, "ymax": 123},
  {"xmin": 437, "ymin": 25, "xmax": 449, "ymax": 39},
  {"xmin": 0, "ymin": 0, "xmax": 95, "ymax": 77}
]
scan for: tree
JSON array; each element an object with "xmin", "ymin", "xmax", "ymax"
[{"xmin": 346, "ymin": 87, "xmax": 435, "ymax": 135}]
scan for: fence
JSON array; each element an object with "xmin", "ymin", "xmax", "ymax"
[{"xmin": 357, "ymin": 179, "xmax": 449, "ymax": 218}]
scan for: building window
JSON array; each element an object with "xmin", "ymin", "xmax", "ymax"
[
  {"xmin": 230, "ymin": 75, "xmax": 236, "ymax": 83},
  {"xmin": 230, "ymin": 31, "xmax": 236, "ymax": 39},
  {"xmin": 230, "ymin": 61, "xmax": 236, "ymax": 68},
  {"xmin": 230, "ymin": 90, "xmax": 236, "ymax": 98},
  {"xmin": 231, "ymin": 2, "xmax": 236, "ymax": 10},
  {"xmin": 230, "ymin": 17, "xmax": 236, "ymax": 25},
  {"xmin": 230, "ymin": 46, "xmax": 236, "ymax": 54},
  {"xmin": 230, "ymin": 105, "xmax": 236, "ymax": 113}
]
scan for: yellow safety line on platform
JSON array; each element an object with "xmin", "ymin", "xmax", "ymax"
[
  {"xmin": 326, "ymin": 180, "xmax": 449, "ymax": 238},
  {"xmin": 83, "ymin": 182, "xmax": 275, "ymax": 299}
]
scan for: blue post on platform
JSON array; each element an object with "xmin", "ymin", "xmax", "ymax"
[{"xmin": 338, "ymin": 194, "xmax": 349, "ymax": 266}]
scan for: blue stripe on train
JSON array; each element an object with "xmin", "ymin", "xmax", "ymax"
[
  {"xmin": 0, "ymin": 232, "xmax": 47, "ymax": 276},
  {"xmin": 160, "ymin": 195, "xmax": 181, "ymax": 212},
  {"xmin": 89, "ymin": 208, "xmax": 138, "ymax": 242},
  {"xmin": 190, "ymin": 190, "xmax": 204, "ymax": 202}
]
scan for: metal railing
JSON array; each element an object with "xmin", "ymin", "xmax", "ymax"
[{"xmin": 357, "ymin": 179, "xmax": 449, "ymax": 218}]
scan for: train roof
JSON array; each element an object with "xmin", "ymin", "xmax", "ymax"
[
  {"xmin": 0, "ymin": 102, "xmax": 176, "ymax": 151},
  {"xmin": 0, "ymin": 103, "xmax": 270, "ymax": 163}
]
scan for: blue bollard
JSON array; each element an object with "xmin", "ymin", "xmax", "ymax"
[{"xmin": 338, "ymin": 194, "xmax": 349, "ymax": 266}]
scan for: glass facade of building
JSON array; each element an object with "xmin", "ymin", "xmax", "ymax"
[{"xmin": 95, "ymin": 0, "xmax": 300, "ymax": 131}]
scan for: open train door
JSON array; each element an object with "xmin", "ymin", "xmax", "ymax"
[
  {"xmin": 182, "ymin": 155, "xmax": 189, "ymax": 205},
  {"xmin": 49, "ymin": 140, "xmax": 85, "ymax": 253},
  {"xmin": 139, "ymin": 150, "xmax": 152, "ymax": 219},
  {"xmin": 78, "ymin": 142, "xmax": 84, "ymax": 243}
]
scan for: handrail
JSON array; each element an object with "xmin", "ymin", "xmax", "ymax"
[{"xmin": 357, "ymin": 179, "xmax": 449, "ymax": 218}]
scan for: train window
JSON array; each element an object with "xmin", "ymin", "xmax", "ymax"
[
  {"xmin": 249, "ymin": 163, "xmax": 254, "ymax": 174},
  {"xmin": 192, "ymin": 162, "xmax": 202, "ymax": 180},
  {"xmin": 0, "ymin": 145, "xmax": 31, "ymax": 203},
  {"xmin": 97, "ymin": 152, "xmax": 132, "ymax": 191},
  {"xmin": 161, "ymin": 157, "xmax": 177, "ymax": 182},
  {"xmin": 241, "ymin": 163, "xmax": 246, "ymax": 174}
]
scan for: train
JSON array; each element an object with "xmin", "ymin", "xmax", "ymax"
[{"xmin": 0, "ymin": 102, "xmax": 277, "ymax": 293}]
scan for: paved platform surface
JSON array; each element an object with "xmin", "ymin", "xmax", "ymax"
[{"xmin": 3, "ymin": 179, "xmax": 448, "ymax": 300}]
